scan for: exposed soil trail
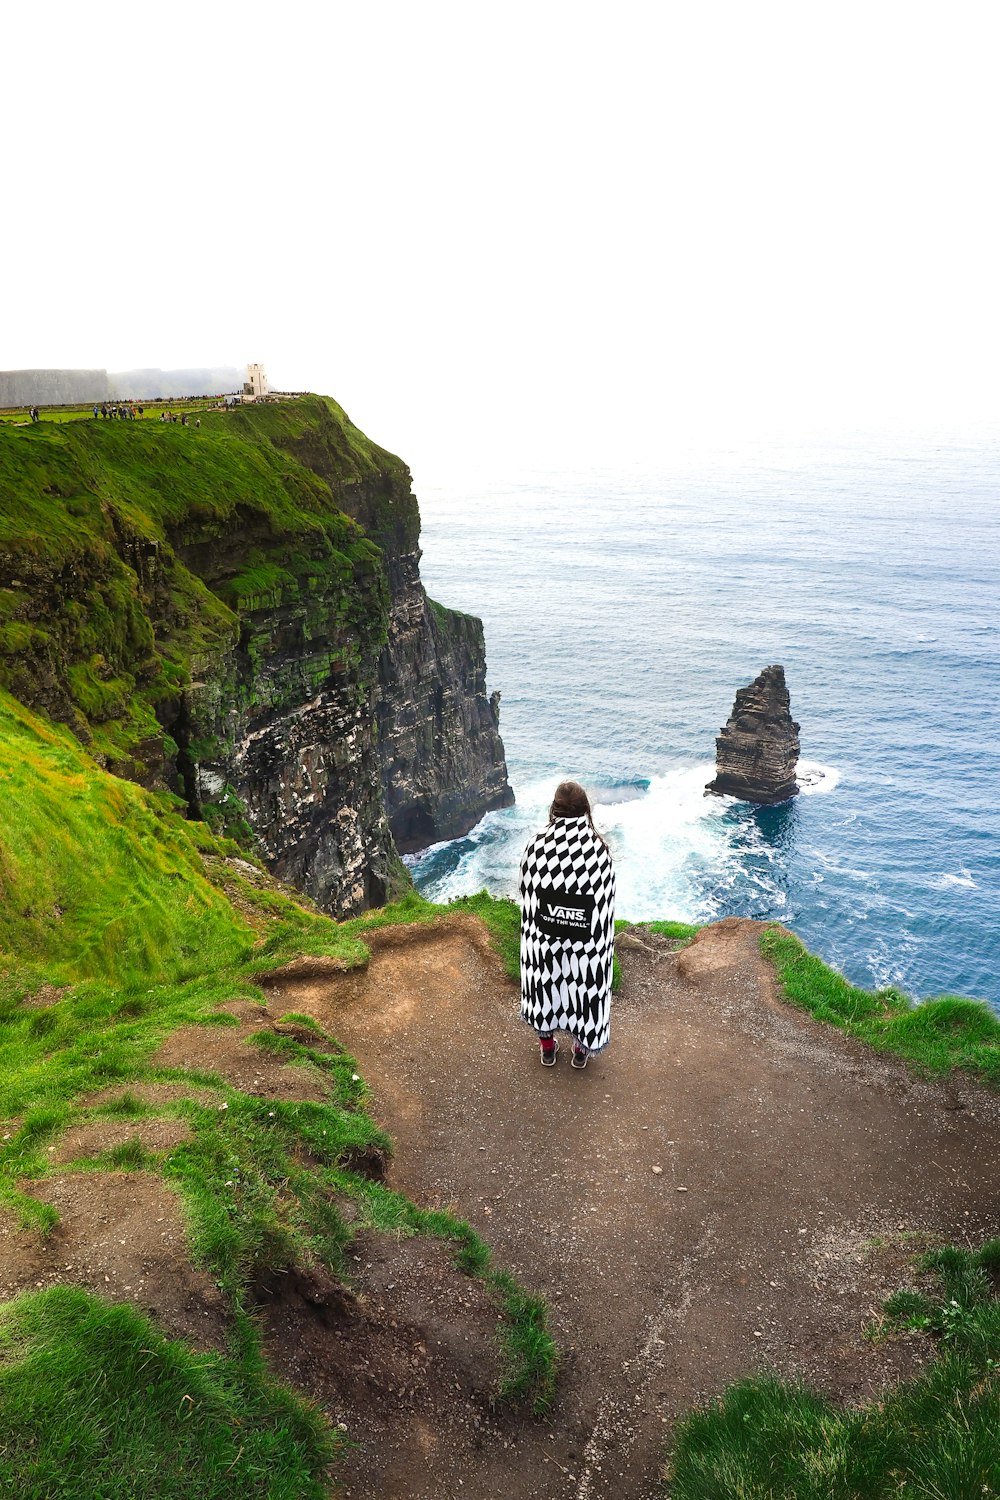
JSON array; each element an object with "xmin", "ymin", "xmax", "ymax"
[{"xmin": 263, "ymin": 915, "xmax": 1000, "ymax": 1500}]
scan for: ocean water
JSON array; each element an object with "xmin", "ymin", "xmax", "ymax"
[{"xmin": 406, "ymin": 436, "xmax": 1000, "ymax": 1008}]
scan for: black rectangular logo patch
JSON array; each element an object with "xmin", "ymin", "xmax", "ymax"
[{"xmin": 534, "ymin": 887, "xmax": 595, "ymax": 941}]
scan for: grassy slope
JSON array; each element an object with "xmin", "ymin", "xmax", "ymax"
[
  {"xmin": 761, "ymin": 924, "xmax": 1000, "ymax": 1084},
  {"xmin": 0, "ymin": 397, "xmax": 390, "ymax": 774},
  {"xmin": 5, "ymin": 691, "xmax": 999, "ymax": 1492},
  {"xmin": 0, "ymin": 693, "xmax": 554, "ymax": 1496}
]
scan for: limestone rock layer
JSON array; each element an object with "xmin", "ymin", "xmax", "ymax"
[
  {"xmin": 706, "ymin": 664, "xmax": 800, "ymax": 804},
  {"xmin": 266, "ymin": 399, "xmax": 514, "ymax": 855}
]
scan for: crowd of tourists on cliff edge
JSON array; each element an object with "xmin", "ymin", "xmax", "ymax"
[{"xmin": 16, "ymin": 405, "xmax": 203, "ymax": 426}]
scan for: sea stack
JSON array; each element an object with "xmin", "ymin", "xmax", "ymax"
[{"xmin": 705, "ymin": 664, "xmax": 800, "ymax": 804}]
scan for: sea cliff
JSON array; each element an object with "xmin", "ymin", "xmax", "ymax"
[{"xmin": 0, "ymin": 395, "xmax": 511, "ymax": 913}]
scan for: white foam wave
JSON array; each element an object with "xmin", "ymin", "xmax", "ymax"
[
  {"xmin": 796, "ymin": 760, "xmax": 841, "ymax": 795},
  {"xmin": 589, "ymin": 764, "xmax": 733, "ymax": 921},
  {"xmin": 411, "ymin": 759, "xmax": 864, "ymax": 924},
  {"xmin": 931, "ymin": 869, "xmax": 977, "ymax": 890},
  {"xmin": 810, "ymin": 847, "xmax": 878, "ymax": 884},
  {"xmin": 410, "ymin": 761, "xmax": 777, "ymax": 924}
]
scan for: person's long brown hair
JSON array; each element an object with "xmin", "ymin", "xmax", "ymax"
[{"xmin": 548, "ymin": 780, "xmax": 608, "ymax": 849}]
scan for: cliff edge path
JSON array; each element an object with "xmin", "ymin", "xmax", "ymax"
[{"xmin": 263, "ymin": 916, "xmax": 1000, "ymax": 1500}]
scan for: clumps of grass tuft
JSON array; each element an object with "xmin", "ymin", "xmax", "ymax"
[
  {"xmin": 0, "ymin": 1190, "xmax": 59, "ymax": 1235},
  {"xmin": 95, "ymin": 1091, "xmax": 149, "ymax": 1118},
  {"xmin": 1, "ymin": 1104, "xmax": 74, "ymax": 1181},
  {"xmin": 761, "ymin": 926, "xmax": 1000, "ymax": 1086},
  {"xmin": 344, "ymin": 886, "xmax": 439, "ymax": 937},
  {"xmin": 490, "ymin": 1270, "xmax": 558, "ymax": 1413},
  {"xmin": 275, "ymin": 1011, "xmax": 323, "ymax": 1033},
  {"xmin": 0, "ymin": 1286, "xmax": 338, "ymax": 1499},
  {"xmin": 874, "ymin": 1240, "xmax": 1000, "ymax": 1353},
  {"xmin": 666, "ymin": 1239, "xmax": 1000, "ymax": 1499},
  {"xmin": 103, "ymin": 1138, "xmax": 158, "ymax": 1171},
  {"xmin": 247, "ymin": 1028, "xmax": 368, "ymax": 1108},
  {"xmin": 165, "ymin": 1089, "xmax": 387, "ymax": 1304},
  {"xmin": 640, "ymin": 919, "xmax": 700, "ymax": 945}
]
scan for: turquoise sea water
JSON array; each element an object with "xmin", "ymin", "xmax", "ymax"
[{"xmin": 406, "ymin": 436, "xmax": 1000, "ymax": 1008}]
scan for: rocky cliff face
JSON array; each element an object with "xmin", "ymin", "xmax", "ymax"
[
  {"xmin": 261, "ymin": 398, "xmax": 514, "ymax": 854},
  {"xmin": 167, "ymin": 504, "xmax": 397, "ymax": 915},
  {"xmin": 0, "ymin": 397, "xmax": 512, "ymax": 915},
  {"xmin": 705, "ymin": 664, "xmax": 800, "ymax": 804},
  {"xmin": 375, "ymin": 565, "xmax": 514, "ymax": 851}
]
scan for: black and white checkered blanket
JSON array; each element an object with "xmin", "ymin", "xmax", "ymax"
[{"xmin": 519, "ymin": 815, "xmax": 616, "ymax": 1052}]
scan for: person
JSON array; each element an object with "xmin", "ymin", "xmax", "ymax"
[{"xmin": 519, "ymin": 780, "xmax": 616, "ymax": 1070}]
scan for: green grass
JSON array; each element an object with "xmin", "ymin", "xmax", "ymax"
[
  {"xmin": 665, "ymin": 1241, "xmax": 1000, "ymax": 1498},
  {"xmin": 0, "ymin": 397, "xmax": 228, "ymax": 425},
  {"xmin": 491, "ymin": 1270, "xmax": 559, "ymax": 1411},
  {"xmin": 0, "ymin": 694, "xmax": 559, "ymax": 1493},
  {"xmin": 0, "ymin": 694, "xmax": 255, "ymax": 993},
  {"xmin": 641, "ymin": 919, "xmax": 701, "ymax": 944},
  {"xmin": 0, "ymin": 395, "xmax": 393, "ymax": 784},
  {"xmin": 0, "ymin": 1287, "xmax": 336, "ymax": 1499},
  {"xmin": 761, "ymin": 926, "xmax": 1000, "ymax": 1085}
]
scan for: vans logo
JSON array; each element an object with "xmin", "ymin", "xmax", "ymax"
[{"xmin": 535, "ymin": 886, "xmax": 595, "ymax": 940}]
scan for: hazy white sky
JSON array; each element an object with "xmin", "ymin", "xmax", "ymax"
[{"xmin": 5, "ymin": 2, "xmax": 999, "ymax": 472}]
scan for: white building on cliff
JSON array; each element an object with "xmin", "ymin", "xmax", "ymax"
[{"xmin": 242, "ymin": 363, "xmax": 269, "ymax": 401}]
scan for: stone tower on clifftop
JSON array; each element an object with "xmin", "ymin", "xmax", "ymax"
[{"xmin": 705, "ymin": 664, "xmax": 800, "ymax": 804}]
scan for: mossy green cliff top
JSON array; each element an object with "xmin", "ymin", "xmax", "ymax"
[{"xmin": 0, "ymin": 396, "xmax": 404, "ymax": 781}]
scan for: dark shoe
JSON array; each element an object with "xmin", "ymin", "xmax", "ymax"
[
  {"xmin": 540, "ymin": 1038, "xmax": 560, "ymax": 1067},
  {"xmin": 571, "ymin": 1045, "xmax": 589, "ymax": 1070}
]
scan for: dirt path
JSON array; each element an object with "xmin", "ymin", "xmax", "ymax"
[{"xmin": 263, "ymin": 915, "xmax": 1000, "ymax": 1500}]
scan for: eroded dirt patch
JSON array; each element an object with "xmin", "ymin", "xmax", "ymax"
[
  {"xmin": 1, "ymin": 1172, "xmax": 228, "ymax": 1348},
  {"xmin": 151, "ymin": 1021, "xmax": 330, "ymax": 1101},
  {"xmin": 18, "ymin": 983, "xmax": 71, "ymax": 1010},
  {"xmin": 263, "ymin": 1234, "xmax": 509, "ymax": 1498},
  {"xmin": 50, "ymin": 1117, "xmax": 193, "ymax": 1165}
]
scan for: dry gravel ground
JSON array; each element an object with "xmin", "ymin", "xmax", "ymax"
[{"xmin": 263, "ymin": 915, "xmax": 1000, "ymax": 1500}]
